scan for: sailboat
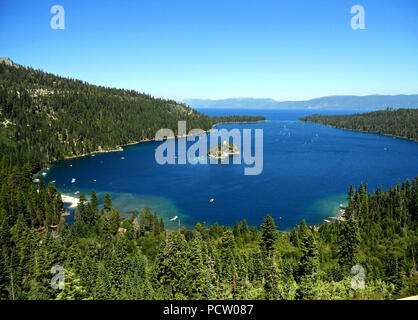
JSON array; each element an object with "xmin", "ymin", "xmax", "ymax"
[{"xmin": 169, "ymin": 216, "xmax": 178, "ymax": 221}]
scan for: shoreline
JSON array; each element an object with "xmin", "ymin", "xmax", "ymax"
[
  {"xmin": 56, "ymin": 120, "xmax": 266, "ymax": 161},
  {"xmin": 61, "ymin": 194, "xmax": 79, "ymax": 208},
  {"xmin": 299, "ymin": 120, "xmax": 418, "ymax": 143},
  {"xmin": 324, "ymin": 206, "xmax": 346, "ymax": 224}
]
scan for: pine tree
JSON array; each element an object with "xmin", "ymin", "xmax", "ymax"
[
  {"xmin": 94, "ymin": 264, "xmax": 111, "ymax": 300},
  {"xmin": 233, "ymin": 221, "xmax": 240, "ymax": 237},
  {"xmin": 219, "ymin": 229, "xmax": 237, "ymax": 283},
  {"xmin": 264, "ymin": 256, "xmax": 280, "ymax": 300},
  {"xmin": 260, "ymin": 214, "xmax": 278, "ymax": 256},
  {"xmin": 110, "ymin": 238, "xmax": 128, "ymax": 293},
  {"xmin": 159, "ymin": 218, "xmax": 165, "ymax": 233},
  {"xmin": 239, "ymin": 219, "xmax": 250, "ymax": 238},
  {"xmin": 153, "ymin": 212, "xmax": 160, "ymax": 235},
  {"xmin": 103, "ymin": 193, "xmax": 113, "ymax": 213},
  {"xmin": 297, "ymin": 220, "xmax": 319, "ymax": 281},
  {"xmin": 90, "ymin": 189, "xmax": 98, "ymax": 212},
  {"xmin": 155, "ymin": 232, "xmax": 188, "ymax": 297},
  {"xmin": 337, "ymin": 202, "xmax": 360, "ymax": 272},
  {"xmin": 184, "ymin": 234, "xmax": 206, "ymax": 299}
]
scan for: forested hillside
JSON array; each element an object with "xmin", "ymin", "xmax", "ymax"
[
  {"xmin": 0, "ymin": 60, "xmax": 264, "ymax": 173},
  {"xmin": 1, "ymin": 175, "xmax": 417, "ymax": 300},
  {"xmin": 300, "ymin": 108, "xmax": 418, "ymax": 142}
]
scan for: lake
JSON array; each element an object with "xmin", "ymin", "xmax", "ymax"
[{"xmin": 41, "ymin": 109, "xmax": 418, "ymax": 231}]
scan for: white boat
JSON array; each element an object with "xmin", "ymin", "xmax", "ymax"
[
  {"xmin": 210, "ymin": 198, "xmax": 214, "ymax": 203},
  {"xmin": 121, "ymin": 156, "xmax": 125, "ymax": 160},
  {"xmin": 71, "ymin": 178, "xmax": 76, "ymax": 184},
  {"xmin": 52, "ymin": 180, "xmax": 56, "ymax": 183},
  {"xmin": 74, "ymin": 191, "xmax": 80, "ymax": 195},
  {"xmin": 34, "ymin": 178, "xmax": 40, "ymax": 183},
  {"xmin": 169, "ymin": 216, "xmax": 178, "ymax": 221},
  {"xmin": 42, "ymin": 172, "xmax": 47, "ymax": 176},
  {"xmin": 324, "ymin": 219, "xmax": 331, "ymax": 223}
]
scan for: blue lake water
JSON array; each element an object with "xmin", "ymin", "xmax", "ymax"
[{"xmin": 42, "ymin": 109, "xmax": 418, "ymax": 231}]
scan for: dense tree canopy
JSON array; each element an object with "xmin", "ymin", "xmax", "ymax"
[
  {"xmin": 1, "ymin": 176, "xmax": 417, "ymax": 300},
  {"xmin": 300, "ymin": 108, "xmax": 418, "ymax": 142},
  {"xmin": 0, "ymin": 61, "xmax": 264, "ymax": 172}
]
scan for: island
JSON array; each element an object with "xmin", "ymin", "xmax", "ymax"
[{"xmin": 207, "ymin": 141, "xmax": 240, "ymax": 159}]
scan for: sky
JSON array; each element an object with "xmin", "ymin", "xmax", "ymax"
[{"xmin": 0, "ymin": 0, "xmax": 417, "ymax": 101}]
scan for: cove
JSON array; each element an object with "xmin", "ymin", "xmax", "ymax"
[{"xmin": 41, "ymin": 109, "xmax": 418, "ymax": 231}]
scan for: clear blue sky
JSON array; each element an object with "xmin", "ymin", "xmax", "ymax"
[{"xmin": 0, "ymin": 0, "xmax": 417, "ymax": 101}]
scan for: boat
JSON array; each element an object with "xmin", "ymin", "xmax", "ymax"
[
  {"xmin": 169, "ymin": 216, "xmax": 178, "ymax": 221},
  {"xmin": 121, "ymin": 156, "xmax": 125, "ymax": 160},
  {"xmin": 34, "ymin": 178, "xmax": 40, "ymax": 183},
  {"xmin": 324, "ymin": 219, "xmax": 331, "ymax": 223},
  {"xmin": 71, "ymin": 178, "xmax": 76, "ymax": 184},
  {"xmin": 210, "ymin": 198, "xmax": 214, "ymax": 203},
  {"xmin": 52, "ymin": 180, "xmax": 56, "ymax": 183},
  {"xmin": 42, "ymin": 172, "xmax": 47, "ymax": 176},
  {"xmin": 74, "ymin": 191, "xmax": 80, "ymax": 195}
]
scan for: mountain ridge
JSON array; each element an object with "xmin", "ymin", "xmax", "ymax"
[{"xmin": 184, "ymin": 94, "xmax": 418, "ymax": 110}]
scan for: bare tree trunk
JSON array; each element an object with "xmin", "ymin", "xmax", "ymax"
[{"xmin": 10, "ymin": 273, "xmax": 15, "ymax": 300}]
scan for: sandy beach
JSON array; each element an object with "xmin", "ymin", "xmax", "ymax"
[{"xmin": 61, "ymin": 194, "xmax": 79, "ymax": 208}]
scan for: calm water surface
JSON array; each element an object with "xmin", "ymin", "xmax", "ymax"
[{"xmin": 42, "ymin": 109, "xmax": 418, "ymax": 230}]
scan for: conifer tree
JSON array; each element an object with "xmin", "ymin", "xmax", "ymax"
[
  {"xmin": 184, "ymin": 234, "xmax": 206, "ymax": 299},
  {"xmin": 159, "ymin": 218, "xmax": 165, "ymax": 233},
  {"xmin": 103, "ymin": 193, "xmax": 113, "ymax": 213},
  {"xmin": 155, "ymin": 232, "xmax": 188, "ymax": 297},
  {"xmin": 219, "ymin": 229, "xmax": 237, "ymax": 283},
  {"xmin": 264, "ymin": 256, "xmax": 280, "ymax": 300},
  {"xmin": 233, "ymin": 221, "xmax": 240, "ymax": 237},
  {"xmin": 337, "ymin": 202, "xmax": 360, "ymax": 272},
  {"xmin": 297, "ymin": 220, "xmax": 319, "ymax": 281},
  {"xmin": 260, "ymin": 214, "xmax": 278, "ymax": 256},
  {"xmin": 90, "ymin": 189, "xmax": 98, "ymax": 213}
]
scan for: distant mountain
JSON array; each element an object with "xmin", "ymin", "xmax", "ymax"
[
  {"xmin": 184, "ymin": 95, "xmax": 418, "ymax": 110},
  {"xmin": 183, "ymin": 98, "xmax": 281, "ymax": 109}
]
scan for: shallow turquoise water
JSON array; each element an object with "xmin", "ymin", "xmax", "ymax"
[{"xmin": 42, "ymin": 109, "xmax": 418, "ymax": 231}]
